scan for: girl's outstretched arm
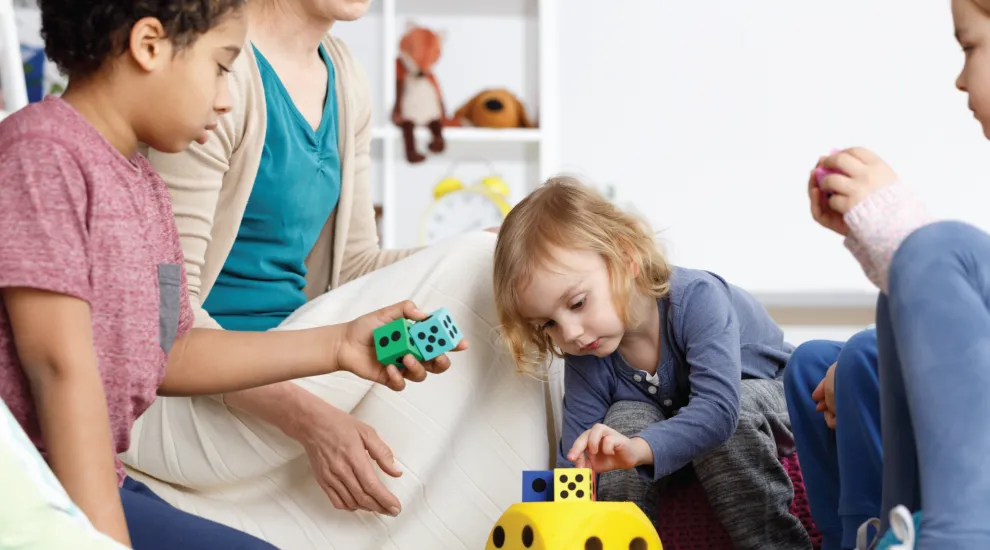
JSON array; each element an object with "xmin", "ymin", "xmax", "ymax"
[
  {"xmin": 159, "ymin": 300, "xmax": 467, "ymax": 396},
  {"xmin": 4, "ymin": 288, "xmax": 131, "ymax": 548}
]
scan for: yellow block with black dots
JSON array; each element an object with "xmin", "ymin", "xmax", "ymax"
[
  {"xmin": 484, "ymin": 501, "xmax": 662, "ymax": 550},
  {"xmin": 553, "ymin": 467, "xmax": 594, "ymax": 501}
]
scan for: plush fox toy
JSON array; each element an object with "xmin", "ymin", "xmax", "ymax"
[{"xmin": 392, "ymin": 23, "xmax": 448, "ymax": 163}]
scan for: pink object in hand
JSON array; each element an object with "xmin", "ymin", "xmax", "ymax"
[
  {"xmin": 814, "ymin": 164, "xmax": 839, "ymax": 183},
  {"xmin": 815, "ymin": 149, "xmax": 842, "ymax": 197},
  {"xmin": 814, "ymin": 148, "xmax": 843, "ymax": 184}
]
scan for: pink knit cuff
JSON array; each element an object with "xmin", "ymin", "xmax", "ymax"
[
  {"xmin": 843, "ymin": 234, "xmax": 874, "ymax": 284},
  {"xmin": 843, "ymin": 184, "xmax": 933, "ymax": 293}
]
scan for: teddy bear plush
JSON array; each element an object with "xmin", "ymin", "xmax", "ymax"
[
  {"xmin": 392, "ymin": 23, "xmax": 448, "ymax": 163},
  {"xmin": 453, "ymin": 89, "xmax": 535, "ymax": 129}
]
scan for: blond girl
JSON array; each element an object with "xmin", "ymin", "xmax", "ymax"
[{"xmin": 492, "ymin": 177, "xmax": 812, "ymax": 550}]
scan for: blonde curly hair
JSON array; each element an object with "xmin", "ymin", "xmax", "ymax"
[{"xmin": 493, "ymin": 176, "xmax": 672, "ymax": 376}]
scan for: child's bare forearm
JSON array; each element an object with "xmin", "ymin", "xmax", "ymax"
[
  {"xmin": 159, "ymin": 325, "xmax": 345, "ymax": 396},
  {"xmin": 34, "ymin": 370, "xmax": 132, "ymax": 546},
  {"xmin": 3, "ymin": 288, "xmax": 131, "ymax": 546}
]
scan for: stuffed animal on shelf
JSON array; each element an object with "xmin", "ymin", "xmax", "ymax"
[
  {"xmin": 454, "ymin": 88, "xmax": 536, "ymax": 129},
  {"xmin": 392, "ymin": 23, "xmax": 448, "ymax": 163}
]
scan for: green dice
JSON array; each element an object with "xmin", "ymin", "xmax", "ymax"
[{"xmin": 373, "ymin": 318, "xmax": 423, "ymax": 368}]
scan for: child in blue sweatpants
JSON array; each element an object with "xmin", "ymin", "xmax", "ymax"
[{"xmin": 784, "ymin": 329, "xmax": 881, "ymax": 550}]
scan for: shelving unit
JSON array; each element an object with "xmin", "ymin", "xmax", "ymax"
[
  {"xmin": 342, "ymin": 0, "xmax": 558, "ymax": 249},
  {"xmin": 0, "ymin": 0, "xmax": 28, "ymax": 120}
]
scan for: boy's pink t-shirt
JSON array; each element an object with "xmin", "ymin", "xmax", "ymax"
[{"xmin": 0, "ymin": 97, "xmax": 194, "ymax": 485}]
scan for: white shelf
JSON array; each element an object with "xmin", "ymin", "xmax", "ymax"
[
  {"xmin": 370, "ymin": 0, "xmax": 558, "ymax": 248},
  {"xmin": 371, "ymin": 125, "xmax": 542, "ymax": 143}
]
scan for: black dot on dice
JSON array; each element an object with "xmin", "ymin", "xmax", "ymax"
[
  {"xmin": 531, "ymin": 478, "xmax": 547, "ymax": 493},
  {"xmin": 568, "ymin": 482, "xmax": 576, "ymax": 490},
  {"xmin": 492, "ymin": 525, "xmax": 505, "ymax": 548},
  {"xmin": 378, "ymin": 337, "xmax": 388, "ymax": 347},
  {"xmin": 428, "ymin": 335, "xmax": 436, "ymax": 343},
  {"xmin": 576, "ymin": 474, "xmax": 584, "ymax": 482},
  {"xmin": 417, "ymin": 332, "xmax": 425, "ymax": 340},
  {"xmin": 576, "ymin": 490, "xmax": 585, "ymax": 498},
  {"xmin": 409, "ymin": 337, "xmax": 415, "ymax": 346},
  {"xmin": 439, "ymin": 339, "xmax": 447, "ymax": 346},
  {"xmin": 629, "ymin": 538, "xmax": 647, "ymax": 550},
  {"xmin": 390, "ymin": 331, "xmax": 400, "ymax": 342},
  {"xmin": 585, "ymin": 536, "xmax": 603, "ymax": 550},
  {"xmin": 560, "ymin": 490, "xmax": 568, "ymax": 498},
  {"xmin": 559, "ymin": 474, "xmax": 568, "ymax": 483},
  {"xmin": 522, "ymin": 525, "xmax": 534, "ymax": 547},
  {"xmin": 425, "ymin": 345, "xmax": 434, "ymax": 353},
  {"xmin": 453, "ymin": 326, "xmax": 459, "ymax": 335},
  {"xmin": 430, "ymin": 326, "xmax": 438, "ymax": 334},
  {"xmin": 443, "ymin": 319, "xmax": 449, "ymax": 328}
]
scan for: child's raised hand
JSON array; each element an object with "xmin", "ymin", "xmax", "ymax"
[
  {"xmin": 816, "ymin": 147, "xmax": 899, "ymax": 214},
  {"xmin": 566, "ymin": 424, "xmax": 652, "ymax": 473}
]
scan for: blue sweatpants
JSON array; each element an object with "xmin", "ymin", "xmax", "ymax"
[
  {"xmin": 121, "ymin": 477, "xmax": 278, "ymax": 550},
  {"xmin": 878, "ymin": 220, "xmax": 990, "ymax": 549},
  {"xmin": 784, "ymin": 329, "xmax": 881, "ymax": 550}
]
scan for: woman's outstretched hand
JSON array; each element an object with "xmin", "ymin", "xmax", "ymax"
[
  {"xmin": 335, "ymin": 300, "xmax": 468, "ymax": 391},
  {"xmin": 291, "ymin": 399, "xmax": 405, "ymax": 516}
]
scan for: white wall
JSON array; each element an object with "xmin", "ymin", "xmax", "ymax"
[
  {"xmin": 556, "ymin": 0, "xmax": 990, "ymax": 301},
  {"xmin": 336, "ymin": 0, "xmax": 990, "ymax": 302}
]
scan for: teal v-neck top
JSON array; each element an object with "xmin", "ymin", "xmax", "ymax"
[{"xmin": 203, "ymin": 44, "xmax": 341, "ymax": 331}]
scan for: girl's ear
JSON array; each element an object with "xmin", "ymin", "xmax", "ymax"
[{"xmin": 129, "ymin": 16, "xmax": 169, "ymax": 72}]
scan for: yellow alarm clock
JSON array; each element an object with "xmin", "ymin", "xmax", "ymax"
[{"xmin": 418, "ymin": 159, "xmax": 513, "ymax": 246}]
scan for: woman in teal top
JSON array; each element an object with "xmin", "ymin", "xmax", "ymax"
[
  {"xmin": 141, "ymin": 0, "xmax": 456, "ymax": 531},
  {"xmin": 203, "ymin": 45, "xmax": 341, "ymax": 332}
]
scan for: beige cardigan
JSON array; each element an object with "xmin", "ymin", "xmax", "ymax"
[{"xmin": 145, "ymin": 36, "xmax": 417, "ymax": 329}]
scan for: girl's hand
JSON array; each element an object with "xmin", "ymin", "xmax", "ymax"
[
  {"xmin": 814, "ymin": 147, "xmax": 899, "ymax": 218},
  {"xmin": 566, "ymin": 424, "xmax": 652, "ymax": 473},
  {"xmin": 335, "ymin": 300, "xmax": 468, "ymax": 391}
]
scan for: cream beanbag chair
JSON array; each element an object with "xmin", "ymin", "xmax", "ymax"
[{"xmin": 120, "ymin": 232, "xmax": 553, "ymax": 550}]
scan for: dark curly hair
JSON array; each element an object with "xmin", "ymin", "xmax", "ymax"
[{"xmin": 39, "ymin": 0, "xmax": 246, "ymax": 78}]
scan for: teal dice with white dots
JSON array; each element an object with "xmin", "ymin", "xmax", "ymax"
[{"xmin": 411, "ymin": 307, "xmax": 462, "ymax": 361}]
